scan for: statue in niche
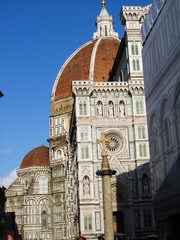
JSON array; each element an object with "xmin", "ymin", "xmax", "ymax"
[
  {"xmin": 83, "ymin": 176, "xmax": 90, "ymax": 195},
  {"xmin": 119, "ymin": 101, "xmax": 125, "ymax": 117},
  {"xmin": 108, "ymin": 101, "xmax": 114, "ymax": 117},
  {"xmin": 97, "ymin": 101, "xmax": 103, "ymax": 117}
]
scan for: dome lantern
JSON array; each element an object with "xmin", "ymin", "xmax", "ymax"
[{"xmin": 93, "ymin": 1, "xmax": 118, "ymax": 40}]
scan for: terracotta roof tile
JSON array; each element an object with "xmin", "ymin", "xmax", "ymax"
[{"xmin": 54, "ymin": 37, "xmax": 120, "ymax": 101}]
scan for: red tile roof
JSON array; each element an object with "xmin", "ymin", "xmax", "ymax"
[{"xmin": 53, "ymin": 37, "xmax": 120, "ymax": 101}]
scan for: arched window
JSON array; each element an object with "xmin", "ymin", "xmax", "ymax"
[
  {"xmin": 136, "ymin": 59, "xmax": 140, "ymax": 71},
  {"xmin": 100, "ymin": 26, "xmax": 102, "ymax": 36},
  {"xmin": 142, "ymin": 174, "xmax": 150, "ymax": 194},
  {"xmin": 161, "ymin": 99, "xmax": 172, "ymax": 151},
  {"xmin": 138, "ymin": 127, "xmax": 146, "ymax": 139},
  {"xmin": 105, "ymin": 25, "xmax": 107, "ymax": 36},
  {"xmin": 79, "ymin": 101, "xmax": 87, "ymax": 115},
  {"xmin": 136, "ymin": 99, "xmax": 144, "ymax": 114},
  {"xmin": 131, "ymin": 44, "xmax": 135, "ymax": 55},
  {"xmin": 42, "ymin": 211, "xmax": 48, "ymax": 228},
  {"xmin": 135, "ymin": 44, "xmax": 139, "ymax": 55},
  {"xmin": 84, "ymin": 215, "xmax": 92, "ymax": 230},
  {"xmin": 139, "ymin": 144, "xmax": 143, "ymax": 157},
  {"xmin": 133, "ymin": 59, "xmax": 136, "ymax": 71},
  {"xmin": 153, "ymin": 129, "xmax": 158, "ymax": 157},
  {"xmin": 139, "ymin": 144, "xmax": 147, "ymax": 157},
  {"xmin": 39, "ymin": 178, "xmax": 48, "ymax": 194},
  {"xmin": 79, "ymin": 102, "xmax": 83, "ymax": 115},
  {"xmin": 165, "ymin": 119, "xmax": 171, "ymax": 147},
  {"xmin": 132, "ymin": 59, "xmax": 140, "ymax": 71},
  {"xmin": 143, "ymin": 144, "xmax": 147, "ymax": 156},
  {"xmin": 54, "ymin": 118, "xmax": 58, "ymax": 125},
  {"xmin": 81, "ymin": 145, "xmax": 89, "ymax": 159},
  {"xmin": 80, "ymin": 127, "xmax": 88, "ymax": 140},
  {"xmin": 84, "ymin": 102, "xmax": 87, "ymax": 115},
  {"xmin": 142, "ymin": 127, "xmax": 146, "ymax": 139}
]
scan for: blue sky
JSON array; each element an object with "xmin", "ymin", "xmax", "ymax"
[{"xmin": 0, "ymin": 0, "xmax": 152, "ymax": 187}]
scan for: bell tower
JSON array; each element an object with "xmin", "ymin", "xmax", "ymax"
[{"xmin": 120, "ymin": 5, "xmax": 151, "ymax": 80}]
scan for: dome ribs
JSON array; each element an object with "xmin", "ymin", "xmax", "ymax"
[
  {"xmin": 20, "ymin": 146, "xmax": 49, "ymax": 169},
  {"xmin": 54, "ymin": 38, "xmax": 120, "ymax": 101}
]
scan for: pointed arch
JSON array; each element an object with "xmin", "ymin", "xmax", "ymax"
[
  {"xmin": 39, "ymin": 176, "xmax": 48, "ymax": 194},
  {"xmin": 173, "ymin": 82, "xmax": 180, "ymax": 144},
  {"xmin": 133, "ymin": 59, "xmax": 136, "ymax": 71},
  {"xmin": 84, "ymin": 214, "xmax": 92, "ymax": 230},
  {"xmin": 149, "ymin": 112, "xmax": 160, "ymax": 159},
  {"xmin": 136, "ymin": 59, "xmax": 140, "ymax": 71},
  {"xmin": 131, "ymin": 44, "xmax": 135, "ymax": 55},
  {"xmin": 135, "ymin": 44, "xmax": 139, "ymax": 55},
  {"xmin": 41, "ymin": 210, "xmax": 48, "ymax": 228},
  {"xmin": 160, "ymin": 97, "xmax": 172, "ymax": 151}
]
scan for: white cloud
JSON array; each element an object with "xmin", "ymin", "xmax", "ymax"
[
  {"xmin": 0, "ymin": 169, "xmax": 17, "ymax": 188},
  {"xmin": 0, "ymin": 148, "xmax": 12, "ymax": 155}
]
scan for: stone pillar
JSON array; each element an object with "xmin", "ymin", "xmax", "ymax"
[{"xmin": 97, "ymin": 132, "xmax": 116, "ymax": 240}]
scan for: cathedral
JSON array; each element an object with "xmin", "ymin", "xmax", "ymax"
[{"xmin": 5, "ymin": 1, "xmax": 156, "ymax": 240}]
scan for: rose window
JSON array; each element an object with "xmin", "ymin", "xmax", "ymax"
[{"xmin": 105, "ymin": 133, "xmax": 122, "ymax": 152}]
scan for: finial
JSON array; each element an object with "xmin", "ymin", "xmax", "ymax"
[{"xmin": 101, "ymin": 0, "xmax": 106, "ymax": 7}]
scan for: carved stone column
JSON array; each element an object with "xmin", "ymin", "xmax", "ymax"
[{"xmin": 97, "ymin": 132, "xmax": 116, "ymax": 240}]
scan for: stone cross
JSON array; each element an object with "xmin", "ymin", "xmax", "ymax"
[{"xmin": 97, "ymin": 131, "xmax": 111, "ymax": 156}]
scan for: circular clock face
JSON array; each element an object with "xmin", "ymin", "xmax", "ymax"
[{"xmin": 104, "ymin": 131, "xmax": 126, "ymax": 155}]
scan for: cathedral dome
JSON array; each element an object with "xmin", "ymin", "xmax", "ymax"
[
  {"xmin": 51, "ymin": 2, "xmax": 120, "ymax": 101},
  {"xmin": 52, "ymin": 38, "xmax": 120, "ymax": 101},
  {"xmin": 20, "ymin": 145, "xmax": 49, "ymax": 169}
]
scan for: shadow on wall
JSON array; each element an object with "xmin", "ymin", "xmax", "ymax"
[
  {"xmin": 152, "ymin": 152, "xmax": 180, "ymax": 240},
  {"xmin": 110, "ymin": 161, "xmax": 156, "ymax": 240}
]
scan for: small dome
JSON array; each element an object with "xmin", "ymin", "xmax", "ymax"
[{"xmin": 20, "ymin": 145, "xmax": 49, "ymax": 169}]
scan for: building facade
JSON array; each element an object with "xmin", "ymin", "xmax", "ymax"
[
  {"xmin": 142, "ymin": 0, "xmax": 180, "ymax": 239},
  {"xmin": 5, "ymin": 2, "xmax": 156, "ymax": 240}
]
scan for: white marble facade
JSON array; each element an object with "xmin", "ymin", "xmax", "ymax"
[{"xmin": 5, "ymin": 2, "xmax": 157, "ymax": 240}]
